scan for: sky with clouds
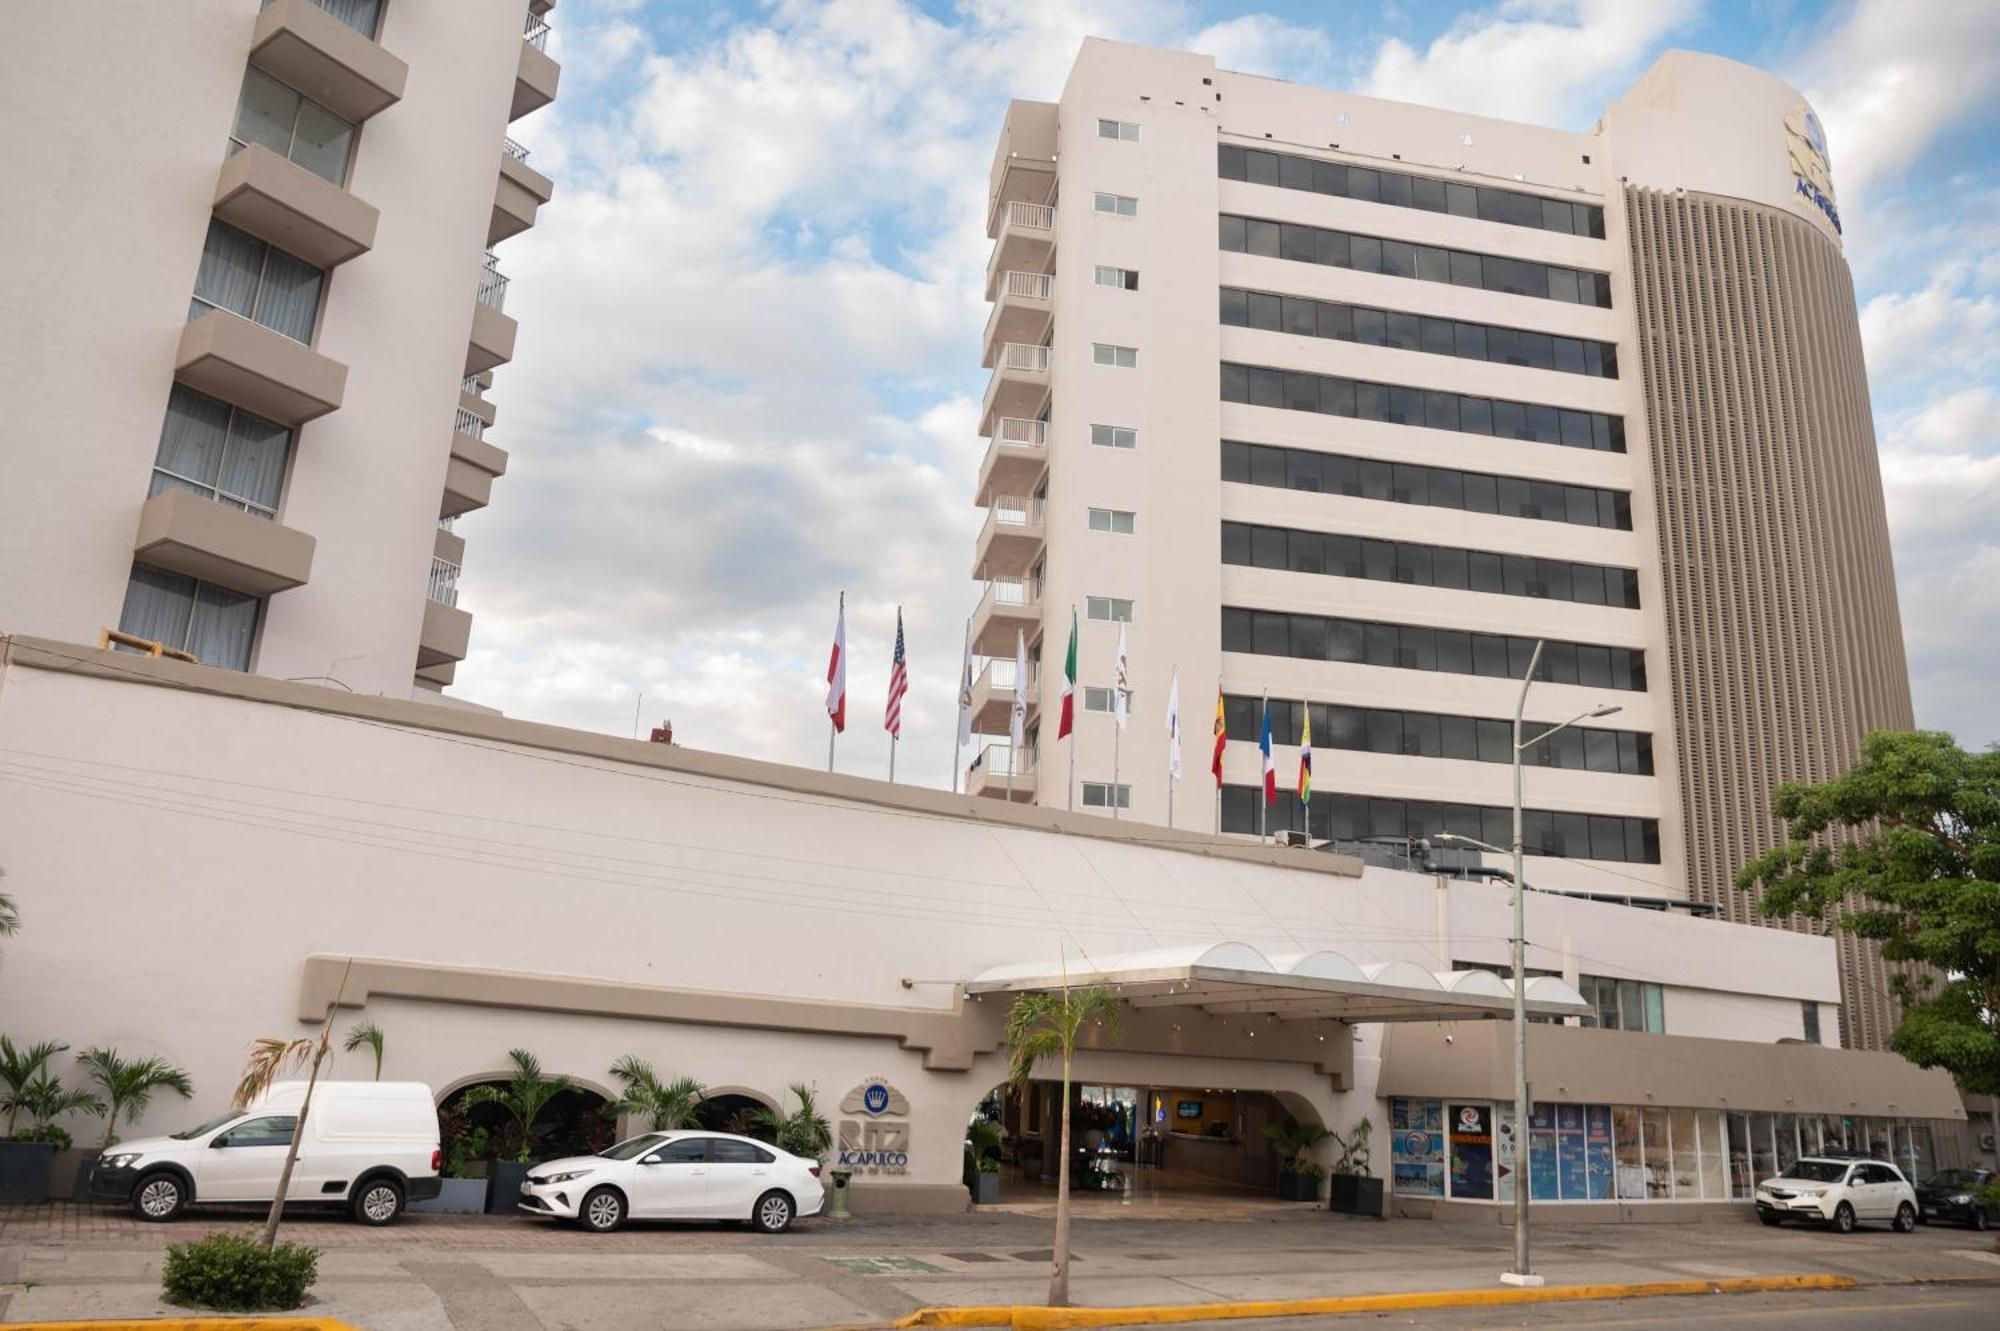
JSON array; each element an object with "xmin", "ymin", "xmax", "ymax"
[{"xmin": 462, "ymin": 0, "xmax": 2000, "ymax": 786}]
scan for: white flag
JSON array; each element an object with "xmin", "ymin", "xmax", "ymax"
[
  {"xmin": 1165, "ymin": 668, "xmax": 1182, "ymax": 780},
  {"xmin": 1009, "ymin": 629, "xmax": 1029, "ymax": 751},
  {"xmin": 1112, "ymin": 621, "xmax": 1130, "ymax": 730},
  {"xmin": 955, "ymin": 620, "xmax": 975, "ymax": 749}
]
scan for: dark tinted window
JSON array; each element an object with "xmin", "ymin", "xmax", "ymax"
[
  {"xmin": 652, "ymin": 1138, "xmax": 711, "ymax": 1164},
  {"xmin": 1222, "ymin": 607, "xmax": 1645, "ymax": 694},
  {"xmin": 1216, "ymin": 786, "xmax": 1657, "ymax": 861},
  {"xmin": 710, "ymin": 1139, "xmax": 775, "ymax": 1164},
  {"xmin": 1221, "ymin": 144, "xmax": 1605, "ymax": 238},
  {"xmin": 220, "ymin": 1115, "xmax": 297, "ymax": 1148},
  {"xmin": 1220, "ymin": 287, "xmax": 1615, "ymax": 379}
]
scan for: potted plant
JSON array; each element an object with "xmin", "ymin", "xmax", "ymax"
[
  {"xmin": 607, "ymin": 1057, "xmax": 705, "ymax": 1131},
  {"xmin": 749, "ymin": 1084, "xmax": 833, "ymax": 1162},
  {"xmin": 965, "ymin": 1119, "xmax": 1002, "ymax": 1204},
  {"xmin": 1264, "ymin": 1118, "xmax": 1330, "ymax": 1202},
  {"xmin": 1, "ymin": 1037, "xmax": 102, "ymax": 1204},
  {"xmin": 73, "ymin": 1047, "xmax": 193, "ymax": 1201},
  {"xmin": 412, "ymin": 1103, "xmax": 492, "ymax": 1214},
  {"xmin": 461, "ymin": 1049, "xmax": 575, "ymax": 1213},
  {"xmin": 1326, "ymin": 1117, "xmax": 1382, "ymax": 1217}
]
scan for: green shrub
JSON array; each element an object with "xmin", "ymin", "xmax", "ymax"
[{"xmin": 161, "ymin": 1232, "xmax": 318, "ymax": 1312}]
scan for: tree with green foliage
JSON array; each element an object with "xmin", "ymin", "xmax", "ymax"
[
  {"xmin": 0, "ymin": 1037, "xmax": 67, "ymax": 1138},
  {"xmin": 1004, "ymin": 980, "xmax": 1122, "ymax": 1308},
  {"xmin": 77, "ymin": 1048, "xmax": 194, "ymax": 1151},
  {"xmin": 462, "ymin": 1049, "xmax": 575, "ymax": 1163},
  {"xmin": 749, "ymin": 1084, "xmax": 832, "ymax": 1160},
  {"xmin": 341, "ymin": 1022, "xmax": 385, "ymax": 1080},
  {"xmin": 607, "ymin": 1056, "xmax": 705, "ymax": 1131},
  {"xmin": 1737, "ymin": 730, "xmax": 2000, "ymax": 1152}
]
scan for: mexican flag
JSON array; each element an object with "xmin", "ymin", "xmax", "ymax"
[{"xmin": 1057, "ymin": 608, "xmax": 1079, "ymax": 739}]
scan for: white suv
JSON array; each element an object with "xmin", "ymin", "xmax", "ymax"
[{"xmin": 1755, "ymin": 1156, "xmax": 1918, "ymax": 1233}]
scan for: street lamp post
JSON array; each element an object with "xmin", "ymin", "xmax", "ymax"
[{"xmin": 1437, "ymin": 639, "xmax": 1619, "ymax": 1289}]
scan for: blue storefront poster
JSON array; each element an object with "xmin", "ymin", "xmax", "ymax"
[
  {"xmin": 1389, "ymin": 1097, "xmax": 1446, "ymax": 1197},
  {"xmin": 1585, "ymin": 1105, "xmax": 1615, "ymax": 1200},
  {"xmin": 1529, "ymin": 1130, "xmax": 1560, "ymax": 1199},
  {"xmin": 1449, "ymin": 1103, "xmax": 1493, "ymax": 1199},
  {"xmin": 1558, "ymin": 1125, "xmax": 1589, "ymax": 1198}
]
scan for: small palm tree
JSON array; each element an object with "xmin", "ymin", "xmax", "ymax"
[
  {"xmin": 607, "ymin": 1056, "xmax": 705, "ymax": 1131},
  {"xmin": 462, "ymin": 1049, "xmax": 574, "ymax": 1163},
  {"xmin": 17, "ymin": 1072, "xmax": 104, "ymax": 1145},
  {"xmin": 342, "ymin": 1022, "xmax": 385, "ymax": 1080},
  {"xmin": 0, "ymin": 1036, "xmax": 67, "ymax": 1137},
  {"xmin": 236, "ymin": 1036, "xmax": 316, "ymax": 1110},
  {"xmin": 0, "ymin": 866, "xmax": 19, "ymax": 941},
  {"xmin": 1263, "ymin": 1117, "xmax": 1330, "ymax": 1172},
  {"xmin": 749, "ymin": 1084, "xmax": 832, "ymax": 1160},
  {"xmin": 78, "ymin": 1048, "xmax": 194, "ymax": 1152},
  {"xmin": 1004, "ymin": 981, "xmax": 1122, "ymax": 1308}
]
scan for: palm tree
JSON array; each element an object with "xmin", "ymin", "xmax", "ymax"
[
  {"xmin": 342, "ymin": 1022, "xmax": 385, "ymax": 1080},
  {"xmin": 749, "ymin": 1084, "xmax": 832, "ymax": 1160},
  {"xmin": 1263, "ymin": 1117, "xmax": 1330, "ymax": 1171},
  {"xmin": 607, "ymin": 1056, "xmax": 705, "ymax": 1131},
  {"xmin": 1004, "ymin": 981, "xmax": 1121, "ymax": 1308},
  {"xmin": 0, "ymin": 866, "xmax": 20, "ymax": 944},
  {"xmin": 77, "ymin": 1048, "xmax": 194, "ymax": 1152},
  {"xmin": 235, "ymin": 1036, "xmax": 316, "ymax": 1110},
  {"xmin": 16, "ymin": 1072, "xmax": 103, "ymax": 1144},
  {"xmin": 0, "ymin": 1036, "xmax": 67, "ymax": 1137},
  {"xmin": 462, "ymin": 1049, "xmax": 574, "ymax": 1162}
]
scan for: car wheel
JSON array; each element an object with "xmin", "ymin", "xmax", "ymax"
[
  {"xmin": 1832, "ymin": 1202, "xmax": 1856, "ymax": 1234},
  {"xmin": 1892, "ymin": 1202, "xmax": 1916, "ymax": 1234},
  {"xmin": 580, "ymin": 1186, "xmax": 625, "ymax": 1234},
  {"xmin": 1971, "ymin": 1209, "xmax": 1989, "ymax": 1233},
  {"xmin": 752, "ymin": 1189, "xmax": 794, "ymax": 1234},
  {"xmin": 1758, "ymin": 1212, "xmax": 1784, "ymax": 1227},
  {"xmin": 132, "ymin": 1171, "xmax": 187, "ymax": 1222},
  {"xmin": 352, "ymin": 1177, "xmax": 404, "ymax": 1226}
]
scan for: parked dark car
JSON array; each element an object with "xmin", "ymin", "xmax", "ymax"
[{"xmin": 1915, "ymin": 1168, "xmax": 1997, "ymax": 1231}]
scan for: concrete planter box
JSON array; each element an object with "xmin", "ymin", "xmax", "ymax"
[
  {"xmin": 970, "ymin": 1171, "xmax": 1000, "ymax": 1205},
  {"xmin": 410, "ymin": 1177, "xmax": 489, "ymax": 1214},
  {"xmin": 0, "ymin": 1141, "xmax": 57, "ymax": 1203},
  {"xmin": 47, "ymin": 1147, "xmax": 92, "ymax": 1200},
  {"xmin": 1328, "ymin": 1173, "xmax": 1384, "ymax": 1217},
  {"xmin": 1277, "ymin": 1170, "xmax": 1320, "ymax": 1202},
  {"xmin": 485, "ymin": 1160, "xmax": 531, "ymax": 1213}
]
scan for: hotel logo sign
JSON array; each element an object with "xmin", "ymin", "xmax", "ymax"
[
  {"xmin": 1784, "ymin": 104, "xmax": 1841, "ymax": 238},
  {"xmin": 836, "ymin": 1078, "xmax": 910, "ymax": 1175}
]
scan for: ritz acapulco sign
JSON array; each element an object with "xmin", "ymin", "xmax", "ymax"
[{"xmin": 835, "ymin": 1079, "xmax": 911, "ymax": 1175}]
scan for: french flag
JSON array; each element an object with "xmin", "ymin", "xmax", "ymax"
[{"xmin": 1259, "ymin": 696, "xmax": 1276, "ymax": 805}]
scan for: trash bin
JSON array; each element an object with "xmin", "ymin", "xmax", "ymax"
[{"xmin": 828, "ymin": 1168, "xmax": 853, "ymax": 1219}]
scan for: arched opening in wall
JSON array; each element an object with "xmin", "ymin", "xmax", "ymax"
[
  {"xmin": 694, "ymin": 1091, "xmax": 777, "ymax": 1143},
  {"xmin": 969, "ymin": 1077, "xmax": 1320, "ymax": 1210},
  {"xmin": 436, "ymin": 1076, "xmax": 615, "ymax": 1174}
]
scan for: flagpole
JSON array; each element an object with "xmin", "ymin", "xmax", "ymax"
[
  {"xmin": 1166, "ymin": 662, "xmax": 1177, "ymax": 830},
  {"xmin": 889, "ymin": 737, "xmax": 897, "ymax": 784},
  {"xmin": 1112, "ymin": 720, "xmax": 1120, "ymax": 822},
  {"xmin": 952, "ymin": 616, "xmax": 970, "ymax": 795}
]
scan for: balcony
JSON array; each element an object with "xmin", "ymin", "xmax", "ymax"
[
  {"xmin": 971, "ymin": 494, "xmax": 1045, "ymax": 580},
  {"xmin": 969, "ymin": 576, "xmax": 1042, "ymax": 656},
  {"xmin": 434, "ymin": 521, "xmax": 465, "ymax": 569},
  {"xmin": 491, "ymin": 141, "xmax": 556, "ymax": 246},
  {"xmin": 986, "ymin": 100, "xmax": 1057, "ymax": 235},
  {"xmin": 132, "ymin": 489, "xmax": 315, "ymax": 598},
  {"xmin": 465, "ymin": 257, "xmax": 518, "ymax": 375},
  {"xmin": 458, "ymin": 381, "xmax": 496, "ymax": 429},
  {"xmin": 427, "ymin": 555, "xmax": 461, "ymax": 608},
  {"xmin": 175, "ymin": 309, "xmax": 346, "ymax": 425},
  {"xmin": 985, "ymin": 201, "xmax": 1055, "ymax": 299},
  {"xmin": 418, "ymin": 597, "xmax": 472, "ymax": 669},
  {"xmin": 978, "ymin": 342, "xmax": 1049, "ymax": 438},
  {"xmin": 967, "ymin": 742, "xmax": 1036, "ymax": 803},
  {"xmin": 513, "ymin": 12, "xmax": 561, "ymax": 121},
  {"xmin": 213, "ymin": 143, "xmax": 379, "ymax": 270},
  {"xmin": 249, "ymin": 0, "xmax": 407, "ymax": 124},
  {"xmin": 442, "ymin": 419, "xmax": 509, "ymax": 518},
  {"xmin": 981, "ymin": 271, "xmax": 1053, "ymax": 368},
  {"xmin": 974, "ymin": 418, "xmax": 1047, "ymax": 507},
  {"xmin": 969, "ymin": 658, "xmax": 1039, "ymax": 734}
]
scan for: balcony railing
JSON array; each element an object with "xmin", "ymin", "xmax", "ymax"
[
  {"xmin": 1002, "ymin": 200, "xmax": 1055, "ymax": 232},
  {"xmin": 995, "ymin": 418, "xmax": 1047, "ymax": 448},
  {"xmin": 524, "ymin": 12, "xmax": 550, "ymax": 50},
  {"xmin": 988, "ymin": 494, "xmax": 1046, "ymax": 528},
  {"xmin": 502, "ymin": 137, "xmax": 531, "ymax": 163},
  {"xmin": 453, "ymin": 407, "xmax": 486, "ymax": 440},
  {"xmin": 428, "ymin": 557, "xmax": 461, "ymax": 607},
  {"xmin": 477, "ymin": 253, "xmax": 509, "ymax": 311},
  {"xmin": 460, "ymin": 374, "xmax": 482, "ymax": 395},
  {"xmin": 988, "ymin": 575, "xmax": 1041, "ymax": 609},
  {"xmin": 974, "ymin": 742, "xmax": 1033, "ymax": 779},
  {"xmin": 996, "ymin": 343, "xmax": 1050, "ymax": 374},
  {"xmin": 437, "ymin": 516, "xmax": 456, "ymax": 533},
  {"xmin": 1001, "ymin": 270, "xmax": 1053, "ymax": 302}
]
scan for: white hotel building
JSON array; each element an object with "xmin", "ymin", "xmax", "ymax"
[{"xmin": 965, "ymin": 40, "xmax": 1913, "ymax": 1053}]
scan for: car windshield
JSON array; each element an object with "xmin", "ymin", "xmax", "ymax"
[
  {"xmin": 168, "ymin": 1111, "xmax": 244, "ymax": 1141},
  {"xmin": 1925, "ymin": 1169, "xmax": 1982, "ymax": 1188},
  {"xmin": 597, "ymin": 1133, "xmax": 670, "ymax": 1161},
  {"xmin": 1777, "ymin": 1160, "xmax": 1848, "ymax": 1183}
]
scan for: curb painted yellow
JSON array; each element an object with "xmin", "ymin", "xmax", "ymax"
[
  {"xmin": 892, "ymin": 1273, "xmax": 1857, "ymax": 1328},
  {"xmin": 2, "ymin": 1311, "xmax": 360, "ymax": 1319},
  {"xmin": 6, "ymin": 1320, "xmax": 359, "ymax": 1330}
]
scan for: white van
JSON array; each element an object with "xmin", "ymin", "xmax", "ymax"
[{"xmin": 89, "ymin": 1081, "xmax": 442, "ymax": 1225}]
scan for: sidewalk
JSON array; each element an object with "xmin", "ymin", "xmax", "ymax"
[{"xmin": 3, "ymin": 1204, "xmax": 1997, "ymax": 1329}]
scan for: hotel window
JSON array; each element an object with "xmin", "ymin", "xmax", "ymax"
[
  {"xmin": 1093, "ymin": 343, "xmax": 1138, "ymax": 368},
  {"xmin": 1097, "ymin": 118, "xmax": 1140, "ymax": 142},
  {"xmin": 1224, "ymin": 696, "xmax": 1652, "ymax": 775},
  {"xmin": 1222, "ymin": 441, "xmax": 1631, "ymax": 531},
  {"xmin": 1219, "ymin": 144, "xmax": 1606, "ymax": 238},
  {"xmin": 1093, "ymin": 191, "xmax": 1138, "ymax": 217},
  {"xmin": 1088, "ymin": 508, "xmax": 1136, "ymax": 534},
  {"xmin": 228, "ymin": 67, "xmax": 355, "ymax": 186},
  {"xmin": 1221, "ymin": 606, "xmax": 1647, "ymax": 692},
  {"xmin": 117, "ymin": 565, "xmax": 259, "ymax": 672},
  {"xmin": 1221, "ymin": 788, "xmax": 1661, "ymax": 865},
  {"xmin": 188, "ymin": 221, "xmax": 324, "ymax": 344},
  {"xmin": 1082, "ymin": 782, "xmax": 1131, "ymax": 809},
  {"xmin": 298, "ymin": 0, "xmax": 383, "ymax": 38},
  {"xmin": 149, "ymin": 385, "xmax": 294, "ymax": 520},
  {"xmin": 1087, "ymin": 596, "xmax": 1134, "ymax": 623},
  {"xmin": 1801, "ymin": 1002, "xmax": 1821, "ymax": 1044},
  {"xmin": 1083, "ymin": 686, "xmax": 1117, "ymax": 713},
  {"xmin": 1578, "ymin": 975, "xmax": 1665, "ymax": 1033},
  {"xmin": 1220, "ymin": 286, "xmax": 1617, "ymax": 378},
  {"xmin": 1091, "ymin": 424, "xmax": 1137, "ymax": 449},
  {"xmin": 1095, "ymin": 265, "xmax": 1140, "ymax": 291}
]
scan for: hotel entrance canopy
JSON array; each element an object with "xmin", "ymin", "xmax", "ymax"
[{"xmin": 965, "ymin": 942, "xmax": 1590, "ymax": 1024}]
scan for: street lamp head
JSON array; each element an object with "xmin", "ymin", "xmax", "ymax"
[{"xmin": 1587, "ymin": 704, "xmax": 1622, "ymax": 719}]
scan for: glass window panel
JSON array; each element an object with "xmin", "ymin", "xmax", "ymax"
[
  {"xmin": 1432, "ymin": 547, "xmax": 1468, "ymax": 590},
  {"xmin": 1415, "ymin": 246, "xmax": 1450, "ymax": 283},
  {"xmin": 1317, "ymin": 228, "xmax": 1350, "ymax": 267},
  {"xmin": 253, "ymin": 246, "xmax": 322, "ymax": 342},
  {"xmin": 1252, "ymin": 612, "xmax": 1289, "ymax": 656},
  {"xmin": 1449, "ymin": 249, "xmax": 1483, "ymax": 287},
  {"xmin": 1644, "ymin": 984, "xmax": 1665, "ymax": 1033},
  {"xmin": 1286, "ymin": 449, "xmax": 1323, "ymax": 492},
  {"xmin": 1279, "ymin": 153, "xmax": 1313, "ymax": 190},
  {"xmin": 1351, "ymin": 307, "xmax": 1386, "ymax": 346},
  {"xmin": 1280, "ymin": 224, "xmax": 1317, "ymax": 262},
  {"xmin": 1288, "ymin": 528, "xmax": 1324, "ymax": 573},
  {"xmin": 288, "ymin": 98, "xmax": 354, "ymax": 185},
  {"xmin": 1317, "ymin": 302, "xmax": 1353, "ymax": 340},
  {"xmin": 1220, "ymin": 523, "xmax": 1250, "ymax": 565},
  {"xmin": 1354, "ymin": 381, "xmax": 1388, "ymax": 420},
  {"xmin": 1246, "ymin": 219, "xmax": 1280, "ymax": 258},
  {"xmin": 1244, "ymin": 151, "xmax": 1280, "ymax": 186},
  {"xmin": 1327, "ymin": 619, "xmax": 1364, "ymax": 662},
  {"xmin": 1358, "ymin": 459, "xmax": 1392, "ymax": 500},
  {"xmin": 1246, "ymin": 291, "xmax": 1282, "ymax": 330},
  {"xmin": 1365, "ymin": 710, "xmax": 1402, "ymax": 754},
  {"xmin": 1476, "ymin": 719, "xmax": 1511, "ymax": 764},
  {"xmin": 1424, "ymin": 391, "xmax": 1459, "ymax": 431},
  {"xmin": 1445, "ymin": 183, "xmax": 1478, "ymax": 218},
  {"xmin": 231, "ymin": 69, "xmax": 299, "ymax": 158},
  {"xmin": 1668, "ymin": 1107, "xmax": 1698, "ymax": 1199},
  {"xmin": 1439, "ymin": 714, "xmax": 1478, "ymax": 760},
  {"xmin": 118, "ymin": 565, "xmax": 197, "ymax": 652},
  {"xmin": 1218, "ymin": 145, "xmax": 1247, "ymax": 180},
  {"xmin": 1395, "ymin": 544, "xmax": 1432, "ymax": 585},
  {"xmin": 192, "ymin": 222, "xmax": 264, "ymax": 319},
  {"xmin": 1284, "ymin": 372, "xmax": 1321, "ymax": 412},
  {"xmin": 1324, "ymin": 704, "xmax": 1365, "ymax": 749},
  {"xmin": 217, "ymin": 409, "xmax": 290, "ymax": 513},
  {"xmin": 1249, "ymin": 367, "xmax": 1284, "ymax": 408},
  {"xmin": 1381, "ymin": 240, "xmax": 1416, "ymax": 279},
  {"xmin": 1402, "ymin": 711, "xmax": 1440, "ymax": 757},
  {"xmin": 1349, "ymin": 235, "xmax": 1381, "ymax": 273},
  {"xmin": 1325, "ymin": 454, "xmax": 1359, "ymax": 495},
  {"xmin": 1311, "ymin": 160, "xmax": 1346, "ymax": 195},
  {"xmin": 1583, "ymin": 729, "xmax": 1619, "ymax": 773},
  {"xmin": 1250, "ymin": 526, "xmax": 1286, "ymax": 568},
  {"xmin": 1454, "ymin": 323, "xmax": 1487, "ymax": 360},
  {"xmin": 1219, "ymin": 214, "xmax": 1246, "ymax": 251},
  {"xmin": 1640, "ymin": 1107, "xmax": 1670, "ymax": 1199},
  {"xmin": 154, "ymin": 386, "xmax": 232, "ymax": 488},
  {"xmin": 1428, "ymin": 468, "xmax": 1463, "ymax": 509},
  {"xmin": 1391, "ymin": 463, "xmax": 1428, "ymax": 505},
  {"xmin": 188, "ymin": 582, "xmax": 259, "ymax": 670},
  {"xmin": 1384, "ymin": 310, "xmax": 1420, "ymax": 349},
  {"xmin": 1221, "ymin": 362, "xmax": 1249, "ymax": 402},
  {"xmin": 1461, "ymin": 472, "xmax": 1497, "ymax": 513},
  {"xmin": 1364, "ymin": 623, "xmax": 1398, "ymax": 667},
  {"xmin": 1219, "ymin": 288, "xmax": 1248, "ymax": 326},
  {"xmin": 1320, "ymin": 376, "xmax": 1357, "ymax": 417}
]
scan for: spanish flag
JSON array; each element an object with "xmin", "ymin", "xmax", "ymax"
[
  {"xmin": 1211, "ymin": 686, "xmax": 1227, "ymax": 784},
  {"xmin": 1297, "ymin": 704, "xmax": 1313, "ymax": 804}
]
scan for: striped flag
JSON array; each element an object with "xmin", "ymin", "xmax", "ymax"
[
  {"xmin": 1297, "ymin": 703, "xmax": 1312, "ymax": 804},
  {"xmin": 825, "ymin": 595, "xmax": 847, "ymax": 733},
  {"xmin": 1211, "ymin": 686, "xmax": 1226, "ymax": 784},
  {"xmin": 884, "ymin": 608, "xmax": 908, "ymax": 739},
  {"xmin": 1057, "ymin": 609, "xmax": 1078, "ymax": 739},
  {"xmin": 1259, "ymin": 695, "xmax": 1276, "ymax": 805},
  {"xmin": 1165, "ymin": 669, "xmax": 1182, "ymax": 781}
]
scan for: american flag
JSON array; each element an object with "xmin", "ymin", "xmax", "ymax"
[{"xmin": 885, "ymin": 608, "xmax": 908, "ymax": 739}]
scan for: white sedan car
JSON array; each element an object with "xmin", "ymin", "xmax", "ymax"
[
  {"xmin": 1754, "ymin": 1156, "xmax": 1918, "ymax": 1233},
  {"xmin": 518, "ymin": 1131, "xmax": 825, "ymax": 1233}
]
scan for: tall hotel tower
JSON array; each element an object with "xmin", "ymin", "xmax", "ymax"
[{"xmin": 962, "ymin": 40, "xmax": 1912, "ymax": 1049}]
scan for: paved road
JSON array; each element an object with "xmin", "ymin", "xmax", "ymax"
[{"xmin": 1187, "ymin": 1285, "xmax": 1998, "ymax": 1329}]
